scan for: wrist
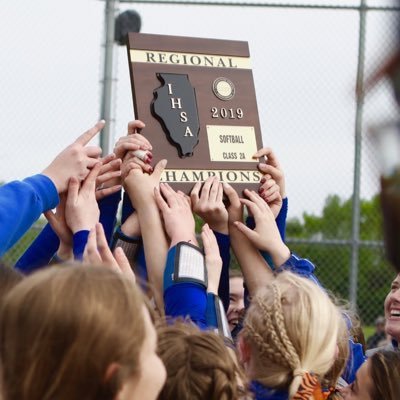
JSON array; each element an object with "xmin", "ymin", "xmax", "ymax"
[
  {"xmin": 207, "ymin": 284, "xmax": 219, "ymax": 295},
  {"xmin": 271, "ymin": 243, "xmax": 291, "ymax": 267},
  {"xmin": 170, "ymin": 233, "xmax": 198, "ymax": 248},
  {"xmin": 41, "ymin": 169, "xmax": 64, "ymax": 193},
  {"xmin": 208, "ymin": 221, "xmax": 228, "ymax": 235},
  {"xmin": 57, "ymin": 242, "xmax": 73, "ymax": 260}
]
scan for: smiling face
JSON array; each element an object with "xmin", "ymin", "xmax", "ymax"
[
  {"xmin": 384, "ymin": 273, "xmax": 400, "ymax": 341},
  {"xmin": 227, "ymin": 276, "xmax": 245, "ymax": 331}
]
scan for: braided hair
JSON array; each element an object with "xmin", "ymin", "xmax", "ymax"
[{"xmin": 242, "ymin": 272, "xmax": 341, "ymax": 399}]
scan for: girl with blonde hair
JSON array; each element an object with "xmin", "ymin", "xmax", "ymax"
[{"xmin": 238, "ymin": 272, "xmax": 342, "ymax": 400}]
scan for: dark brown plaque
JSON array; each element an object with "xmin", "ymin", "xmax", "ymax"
[{"xmin": 127, "ymin": 33, "xmax": 263, "ymax": 193}]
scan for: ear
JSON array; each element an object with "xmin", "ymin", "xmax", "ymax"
[
  {"xmin": 238, "ymin": 335, "xmax": 251, "ymax": 365},
  {"xmin": 104, "ymin": 362, "xmax": 120, "ymax": 385}
]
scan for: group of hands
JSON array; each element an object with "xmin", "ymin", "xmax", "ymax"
[{"xmin": 41, "ymin": 119, "xmax": 290, "ymax": 292}]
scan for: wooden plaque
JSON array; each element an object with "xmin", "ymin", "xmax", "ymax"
[{"xmin": 127, "ymin": 33, "xmax": 263, "ymax": 193}]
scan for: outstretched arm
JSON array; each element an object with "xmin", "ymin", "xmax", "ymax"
[
  {"xmin": 123, "ymin": 159, "xmax": 168, "ymax": 312},
  {"xmin": 224, "ymin": 183, "xmax": 274, "ymax": 296},
  {"xmin": 191, "ymin": 176, "xmax": 231, "ymax": 310},
  {"xmin": 1, "ymin": 120, "xmax": 104, "ymax": 256}
]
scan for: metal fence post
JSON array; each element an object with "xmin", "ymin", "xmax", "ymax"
[
  {"xmin": 350, "ymin": 0, "xmax": 367, "ymax": 308},
  {"xmin": 100, "ymin": 0, "xmax": 119, "ymax": 155}
]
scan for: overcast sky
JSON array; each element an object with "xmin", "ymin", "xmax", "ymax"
[{"xmin": 0, "ymin": 0, "xmax": 398, "ymax": 217}]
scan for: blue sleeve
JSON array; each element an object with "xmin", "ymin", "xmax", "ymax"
[
  {"xmin": 214, "ymin": 231, "xmax": 230, "ymax": 312},
  {"xmin": 73, "ymin": 230, "xmax": 89, "ymax": 261},
  {"xmin": 342, "ymin": 339, "xmax": 366, "ymax": 384},
  {"xmin": 164, "ymin": 283, "xmax": 207, "ymax": 330},
  {"xmin": 276, "ymin": 197, "xmax": 288, "ymax": 241},
  {"xmin": 14, "ymin": 223, "xmax": 60, "ymax": 274},
  {"xmin": 206, "ymin": 292, "xmax": 218, "ymax": 328},
  {"xmin": 98, "ymin": 191, "xmax": 121, "ymax": 244},
  {"xmin": 163, "ymin": 245, "xmax": 207, "ymax": 329},
  {"xmin": 0, "ymin": 174, "xmax": 59, "ymax": 256},
  {"xmin": 246, "ymin": 197, "xmax": 288, "ymax": 268}
]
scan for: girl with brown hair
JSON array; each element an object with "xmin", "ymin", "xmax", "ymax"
[
  {"xmin": 0, "ymin": 265, "xmax": 166, "ymax": 400},
  {"xmin": 156, "ymin": 320, "xmax": 245, "ymax": 400},
  {"xmin": 340, "ymin": 350, "xmax": 400, "ymax": 400}
]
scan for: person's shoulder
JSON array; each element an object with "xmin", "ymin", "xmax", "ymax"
[{"xmin": 366, "ymin": 341, "xmax": 396, "ymax": 357}]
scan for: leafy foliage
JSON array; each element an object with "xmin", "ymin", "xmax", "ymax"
[{"xmin": 286, "ymin": 194, "xmax": 394, "ymax": 324}]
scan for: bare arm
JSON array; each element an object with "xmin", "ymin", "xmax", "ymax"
[
  {"xmin": 123, "ymin": 159, "xmax": 168, "ymax": 312},
  {"xmin": 224, "ymin": 183, "xmax": 274, "ymax": 296}
]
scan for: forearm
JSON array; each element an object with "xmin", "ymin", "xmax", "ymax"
[
  {"xmin": 229, "ymin": 225, "xmax": 273, "ymax": 296},
  {"xmin": 135, "ymin": 197, "xmax": 168, "ymax": 311}
]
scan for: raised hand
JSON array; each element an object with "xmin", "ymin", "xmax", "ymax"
[
  {"xmin": 223, "ymin": 182, "xmax": 243, "ymax": 225},
  {"xmin": 234, "ymin": 189, "xmax": 290, "ymax": 266},
  {"xmin": 257, "ymin": 176, "xmax": 282, "ymax": 219},
  {"xmin": 201, "ymin": 224, "xmax": 222, "ymax": 295},
  {"xmin": 65, "ymin": 163, "xmax": 101, "ymax": 234},
  {"xmin": 253, "ymin": 147, "xmax": 286, "ymax": 199},
  {"xmin": 95, "ymin": 153, "xmax": 122, "ymax": 200},
  {"xmin": 123, "ymin": 158, "xmax": 168, "ymax": 311},
  {"xmin": 191, "ymin": 177, "xmax": 228, "ymax": 234},
  {"xmin": 83, "ymin": 222, "xmax": 135, "ymax": 283},
  {"xmin": 115, "ymin": 120, "xmax": 153, "ymax": 172},
  {"xmin": 154, "ymin": 183, "xmax": 196, "ymax": 247},
  {"xmin": 42, "ymin": 120, "xmax": 104, "ymax": 193},
  {"xmin": 123, "ymin": 159, "xmax": 167, "ymax": 206},
  {"xmin": 115, "ymin": 121, "xmax": 152, "ymax": 155}
]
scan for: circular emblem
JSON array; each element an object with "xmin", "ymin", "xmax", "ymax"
[{"xmin": 212, "ymin": 77, "xmax": 235, "ymax": 101}]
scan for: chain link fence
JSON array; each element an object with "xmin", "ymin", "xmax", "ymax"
[{"xmin": 1, "ymin": 0, "xmax": 399, "ymax": 337}]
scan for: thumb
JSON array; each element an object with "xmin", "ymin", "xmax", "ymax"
[
  {"xmin": 253, "ymin": 147, "xmax": 272, "ymax": 159},
  {"xmin": 152, "ymin": 159, "xmax": 167, "ymax": 180}
]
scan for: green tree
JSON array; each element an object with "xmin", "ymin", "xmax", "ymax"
[{"xmin": 286, "ymin": 194, "xmax": 394, "ymax": 325}]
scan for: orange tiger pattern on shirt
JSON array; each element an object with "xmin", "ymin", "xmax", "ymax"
[{"xmin": 293, "ymin": 372, "xmax": 325, "ymax": 400}]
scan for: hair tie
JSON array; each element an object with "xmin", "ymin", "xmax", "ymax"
[
  {"xmin": 293, "ymin": 369, "xmax": 307, "ymax": 378},
  {"xmin": 292, "ymin": 371, "xmax": 324, "ymax": 400}
]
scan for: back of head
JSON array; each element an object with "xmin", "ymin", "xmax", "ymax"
[
  {"xmin": 369, "ymin": 350, "xmax": 400, "ymax": 400},
  {"xmin": 0, "ymin": 265, "xmax": 146, "ymax": 400},
  {"xmin": 157, "ymin": 321, "xmax": 244, "ymax": 400},
  {"xmin": 242, "ymin": 272, "xmax": 341, "ymax": 399},
  {"xmin": 0, "ymin": 261, "xmax": 23, "ymax": 306},
  {"xmin": 323, "ymin": 313, "xmax": 349, "ymax": 399}
]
